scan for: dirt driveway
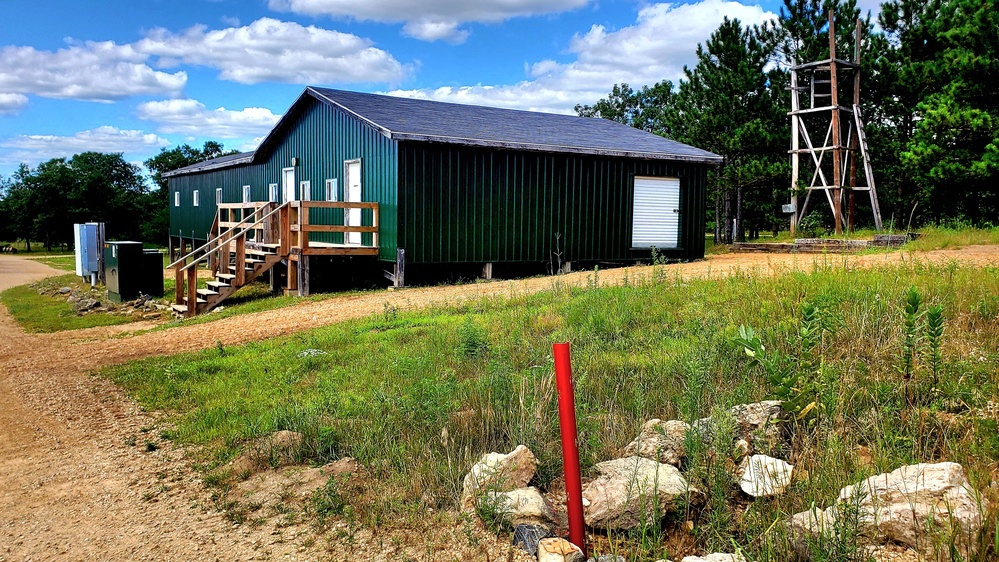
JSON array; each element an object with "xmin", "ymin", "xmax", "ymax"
[{"xmin": 1, "ymin": 246, "xmax": 996, "ymax": 561}]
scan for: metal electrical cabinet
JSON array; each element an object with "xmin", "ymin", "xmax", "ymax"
[
  {"xmin": 104, "ymin": 241, "xmax": 144, "ymax": 302},
  {"xmin": 142, "ymin": 250, "xmax": 165, "ymax": 297}
]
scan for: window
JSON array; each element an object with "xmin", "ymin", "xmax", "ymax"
[
  {"xmin": 215, "ymin": 188, "xmax": 222, "ymax": 205},
  {"xmin": 174, "ymin": 191, "xmax": 180, "ymax": 207},
  {"xmin": 269, "ymin": 183, "xmax": 279, "ymax": 203},
  {"xmin": 242, "ymin": 185, "xmax": 251, "ymax": 203},
  {"xmin": 325, "ymin": 179, "xmax": 337, "ymax": 202},
  {"xmin": 193, "ymin": 190, "xmax": 200, "ymax": 207},
  {"xmin": 300, "ymin": 180, "xmax": 311, "ymax": 202}
]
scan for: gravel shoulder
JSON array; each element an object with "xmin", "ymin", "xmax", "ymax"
[{"xmin": 1, "ymin": 246, "xmax": 996, "ymax": 561}]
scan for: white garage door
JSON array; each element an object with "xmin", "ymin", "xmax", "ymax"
[{"xmin": 632, "ymin": 176, "xmax": 680, "ymax": 249}]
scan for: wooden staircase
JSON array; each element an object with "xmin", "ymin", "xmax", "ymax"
[
  {"xmin": 168, "ymin": 200, "xmax": 380, "ymax": 317},
  {"xmin": 169, "ymin": 202, "xmax": 287, "ymax": 317}
]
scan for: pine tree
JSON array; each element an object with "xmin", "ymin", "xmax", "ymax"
[{"xmin": 671, "ymin": 18, "xmax": 789, "ymax": 242}]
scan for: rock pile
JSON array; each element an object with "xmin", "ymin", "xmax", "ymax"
[
  {"xmin": 461, "ymin": 402, "xmax": 988, "ymax": 562},
  {"xmin": 788, "ymin": 462, "xmax": 987, "ymax": 560},
  {"xmin": 30, "ymin": 279, "xmax": 167, "ymax": 319}
]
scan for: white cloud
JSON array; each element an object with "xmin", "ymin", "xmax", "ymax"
[
  {"xmin": 0, "ymin": 93, "xmax": 29, "ymax": 115},
  {"xmin": 386, "ymin": 0, "xmax": 775, "ymax": 113},
  {"xmin": 0, "ymin": 43, "xmax": 187, "ymax": 102},
  {"xmin": 239, "ymin": 136, "xmax": 267, "ymax": 152},
  {"xmin": 268, "ymin": 0, "xmax": 590, "ymax": 43},
  {"xmin": 220, "ymin": 15, "xmax": 241, "ymax": 27},
  {"xmin": 137, "ymin": 99, "xmax": 281, "ymax": 138},
  {"xmin": 402, "ymin": 19, "xmax": 470, "ymax": 44},
  {"xmin": 0, "ymin": 126, "xmax": 170, "ymax": 166},
  {"xmin": 0, "ymin": 18, "xmax": 407, "ymax": 107},
  {"xmin": 137, "ymin": 18, "xmax": 409, "ymax": 84}
]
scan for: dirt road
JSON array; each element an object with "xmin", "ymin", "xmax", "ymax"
[{"xmin": 1, "ymin": 246, "xmax": 996, "ymax": 561}]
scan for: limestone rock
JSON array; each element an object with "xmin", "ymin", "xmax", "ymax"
[
  {"xmin": 680, "ymin": 554, "xmax": 746, "ymax": 562},
  {"xmin": 623, "ymin": 419, "xmax": 690, "ymax": 465},
  {"xmin": 485, "ymin": 487, "xmax": 555, "ymax": 528},
  {"xmin": 538, "ymin": 538, "xmax": 585, "ymax": 562},
  {"xmin": 582, "ymin": 456, "xmax": 689, "ymax": 530},
  {"xmin": 694, "ymin": 401, "xmax": 783, "ymax": 453},
  {"xmin": 788, "ymin": 462, "xmax": 986, "ymax": 560},
  {"xmin": 736, "ymin": 455, "xmax": 793, "ymax": 497},
  {"xmin": 461, "ymin": 445, "xmax": 537, "ymax": 509},
  {"xmin": 844, "ymin": 462, "xmax": 985, "ymax": 556}
]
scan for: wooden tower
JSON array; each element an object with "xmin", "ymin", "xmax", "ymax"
[{"xmin": 789, "ymin": 12, "xmax": 882, "ymax": 235}]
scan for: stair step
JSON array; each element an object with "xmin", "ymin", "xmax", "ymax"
[
  {"xmin": 245, "ymin": 249, "xmax": 271, "ymax": 256},
  {"xmin": 245, "ymin": 258, "xmax": 264, "ymax": 264},
  {"xmin": 182, "ymin": 297, "xmax": 207, "ymax": 304},
  {"xmin": 197, "ymin": 288, "xmax": 219, "ymax": 297},
  {"xmin": 257, "ymin": 243, "xmax": 280, "ymax": 250},
  {"xmin": 206, "ymin": 281, "xmax": 230, "ymax": 289},
  {"xmin": 171, "ymin": 304, "xmax": 188, "ymax": 314},
  {"xmin": 216, "ymin": 273, "xmax": 236, "ymax": 280}
]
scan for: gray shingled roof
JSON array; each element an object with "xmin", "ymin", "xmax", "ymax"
[
  {"xmin": 166, "ymin": 87, "xmax": 720, "ymax": 177},
  {"xmin": 309, "ymin": 87, "xmax": 721, "ymax": 163},
  {"xmin": 163, "ymin": 151, "xmax": 253, "ymax": 177}
]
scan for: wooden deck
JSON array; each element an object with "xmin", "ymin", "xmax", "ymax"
[{"xmin": 168, "ymin": 200, "xmax": 379, "ymax": 316}]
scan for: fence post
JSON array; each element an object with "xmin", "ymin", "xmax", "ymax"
[{"xmin": 553, "ymin": 342, "xmax": 586, "ymax": 555}]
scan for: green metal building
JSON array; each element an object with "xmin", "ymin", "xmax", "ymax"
[{"xmin": 166, "ymin": 87, "xmax": 721, "ymax": 284}]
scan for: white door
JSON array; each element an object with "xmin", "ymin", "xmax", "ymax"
[
  {"xmin": 632, "ymin": 176, "xmax": 681, "ymax": 249},
  {"xmin": 344, "ymin": 160, "xmax": 362, "ymax": 245},
  {"xmin": 282, "ymin": 168, "xmax": 296, "ymax": 202}
]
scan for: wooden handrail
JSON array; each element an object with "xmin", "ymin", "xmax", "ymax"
[
  {"xmin": 168, "ymin": 202, "xmax": 286, "ymax": 270},
  {"xmin": 293, "ymin": 201, "xmax": 380, "ymax": 249}
]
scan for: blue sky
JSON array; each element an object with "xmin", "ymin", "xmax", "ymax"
[{"xmin": 0, "ymin": 0, "xmax": 880, "ymax": 178}]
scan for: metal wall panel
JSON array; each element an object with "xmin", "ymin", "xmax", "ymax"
[
  {"xmin": 632, "ymin": 176, "xmax": 681, "ymax": 249},
  {"xmin": 168, "ymin": 97, "xmax": 398, "ymax": 259},
  {"xmin": 398, "ymin": 142, "xmax": 708, "ymax": 264}
]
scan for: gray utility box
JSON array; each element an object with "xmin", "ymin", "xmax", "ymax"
[{"xmin": 74, "ymin": 222, "xmax": 104, "ymax": 279}]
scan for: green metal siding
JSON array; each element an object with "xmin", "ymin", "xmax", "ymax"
[
  {"xmin": 398, "ymin": 142, "xmax": 707, "ymax": 264},
  {"xmin": 168, "ymin": 97, "xmax": 398, "ymax": 259}
]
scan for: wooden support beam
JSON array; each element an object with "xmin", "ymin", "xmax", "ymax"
[
  {"xmin": 175, "ymin": 266, "xmax": 184, "ymax": 303},
  {"xmin": 279, "ymin": 204, "xmax": 290, "ymax": 257},
  {"xmin": 298, "ymin": 256, "xmax": 310, "ymax": 297},
  {"xmin": 291, "ymin": 224, "xmax": 379, "ymax": 233},
  {"xmin": 235, "ymin": 236, "xmax": 246, "ymax": 286},
  {"xmin": 186, "ymin": 266, "xmax": 197, "ymax": 317},
  {"xmin": 848, "ymin": 17, "xmax": 863, "ymax": 232},
  {"xmin": 828, "ymin": 10, "xmax": 844, "ymax": 235},
  {"xmin": 286, "ymin": 256, "xmax": 298, "ymax": 295},
  {"xmin": 297, "ymin": 247, "xmax": 379, "ymax": 256},
  {"xmin": 482, "ymin": 262, "xmax": 493, "ymax": 280}
]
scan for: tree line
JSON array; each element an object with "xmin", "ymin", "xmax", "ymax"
[
  {"xmin": 578, "ymin": 0, "xmax": 999, "ymax": 242},
  {"xmin": 0, "ymin": 142, "xmax": 234, "ymax": 251}
]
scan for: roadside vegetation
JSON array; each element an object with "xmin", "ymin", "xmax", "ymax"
[
  {"xmin": 104, "ymin": 258, "xmax": 999, "ymax": 560},
  {"xmin": 1, "ymin": 274, "xmax": 141, "ymax": 332}
]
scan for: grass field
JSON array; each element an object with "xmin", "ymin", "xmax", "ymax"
[
  {"xmin": 28, "ymin": 254, "xmax": 76, "ymax": 271},
  {"xmin": 104, "ymin": 258, "xmax": 999, "ymax": 560},
  {"xmin": 1, "ymin": 274, "xmax": 140, "ymax": 332}
]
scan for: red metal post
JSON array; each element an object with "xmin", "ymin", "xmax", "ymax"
[{"xmin": 553, "ymin": 342, "xmax": 586, "ymax": 556}]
